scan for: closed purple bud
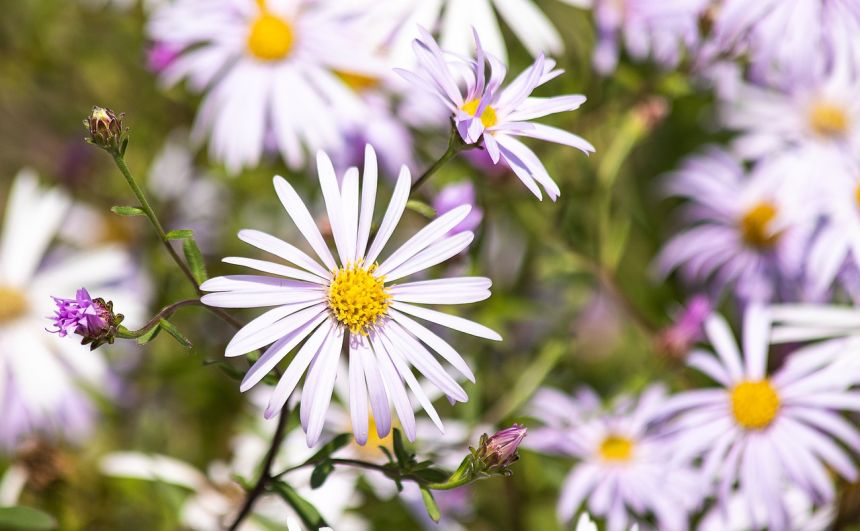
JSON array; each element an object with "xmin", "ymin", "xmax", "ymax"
[
  {"xmin": 655, "ymin": 295, "xmax": 711, "ymax": 359},
  {"xmin": 433, "ymin": 181, "xmax": 483, "ymax": 235},
  {"xmin": 477, "ymin": 424, "xmax": 527, "ymax": 471}
]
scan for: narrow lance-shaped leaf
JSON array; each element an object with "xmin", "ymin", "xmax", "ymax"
[
  {"xmin": 165, "ymin": 229, "xmax": 193, "ymax": 240},
  {"xmin": 110, "ymin": 206, "xmax": 145, "ymax": 217},
  {"xmin": 420, "ymin": 487, "xmax": 441, "ymax": 523},
  {"xmin": 182, "ymin": 237, "xmax": 209, "ymax": 284},
  {"xmin": 0, "ymin": 506, "xmax": 58, "ymax": 529},
  {"xmin": 270, "ymin": 481, "xmax": 329, "ymax": 529},
  {"xmin": 159, "ymin": 319, "xmax": 192, "ymax": 348}
]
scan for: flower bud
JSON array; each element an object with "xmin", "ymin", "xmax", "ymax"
[
  {"xmin": 48, "ymin": 288, "xmax": 124, "ymax": 350},
  {"xmin": 475, "ymin": 424, "xmax": 527, "ymax": 472},
  {"xmin": 433, "ymin": 181, "xmax": 483, "ymax": 235},
  {"xmin": 84, "ymin": 106, "xmax": 127, "ymax": 154},
  {"xmin": 655, "ymin": 295, "xmax": 711, "ymax": 359}
]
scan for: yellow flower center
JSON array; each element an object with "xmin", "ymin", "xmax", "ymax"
[
  {"xmin": 328, "ymin": 262, "xmax": 390, "ymax": 335},
  {"xmin": 0, "ymin": 286, "xmax": 27, "ymax": 323},
  {"xmin": 598, "ymin": 435, "xmax": 634, "ymax": 462},
  {"xmin": 809, "ymin": 101, "xmax": 849, "ymax": 138},
  {"xmin": 854, "ymin": 183, "xmax": 860, "ymax": 208},
  {"xmin": 730, "ymin": 380, "xmax": 780, "ymax": 430},
  {"xmin": 462, "ymin": 99, "xmax": 498, "ymax": 128},
  {"xmin": 247, "ymin": 9, "xmax": 294, "ymax": 62},
  {"xmin": 335, "ymin": 71, "xmax": 380, "ymax": 93},
  {"xmin": 739, "ymin": 202, "xmax": 780, "ymax": 249},
  {"xmin": 353, "ymin": 415, "xmax": 395, "ymax": 457}
]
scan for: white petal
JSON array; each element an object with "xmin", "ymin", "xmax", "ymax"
[
  {"xmin": 361, "ymin": 341, "xmax": 391, "ymax": 438},
  {"xmin": 222, "ymin": 257, "xmax": 328, "ymax": 285},
  {"xmin": 226, "ymin": 301, "xmax": 324, "ymax": 357},
  {"xmin": 384, "ymin": 232, "xmax": 476, "ymax": 282},
  {"xmin": 374, "ymin": 338, "xmax": 417, "ymax": 441},
  {"xmin": 390, "ymin": 301, "xmax": 502, "ymax": 341},
  {"xmin": 383, "ymin": 322, "xmax": 467, "ymax": 402},
  {"xmin": 340, "ymin": 166, "xmax": 360, "ymax": 264},
  {"xmin": 238, "ymin": 229, "xmax": 331, "ymax": 279},
  {"xmin": 272, "ymin": 176, "xmax": 338, "ymax": 271},
  {"xmin": 704, "ymin": 314, "xmax": 745, "ymax": 382},
  {"xmin": 743, "ymin": 305, "xmax": 771, "ymax": 380},
  {"xmin": 349, "ymin": 343, "xmax": 369, "ymax": 445},
  {"xmin": 364, "ymin": 166, "xmax": 411, "ymax": 264},
  {"xmin": 201, "ymin": 289, "xmax": 324, "ymax": 309},
  {"xmin": 355, "ymin": 145, "xmax": 378, "ymax": 261},
  {"xmin": 389, "ymin": 308, "xmax": 475, "ymax": 382},
  {"xmin": 315, "ymin": 151, "xmax": 352, "ymax": 266},
  {"xmin": 306, "ymin": 327, "xmax": 343, "ymax": 446}
]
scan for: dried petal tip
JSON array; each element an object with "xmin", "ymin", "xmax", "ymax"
[
  {"xmin": 476, "ymin": 424, "xmax": 527, "ymax": 472},
  {"xmin": 84, "ymin": 106, "xmax": 127, "ymax": 154},
  {"xmin": 48, "ymin": 288, "xmax": 124, "ymax": 350}
]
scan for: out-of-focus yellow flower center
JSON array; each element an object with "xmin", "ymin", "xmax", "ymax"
[
  {"xmin": 336, "ymin": 71, "xmax": 379, "ymax": 93},
  {"xmin": 854, "ymin": 183, "xmax": 860, "ymax": 208},
  {"xmin": 0, "ymin": 286, "xmax": 27, "ymax": 323},
  {"xmin": 247, "ymin": 9, "xmax": 294, "ymax": 62},
  {"xmin": 462, "ymin": 99, "xmax": 498, "ymax": 128},
  {"xmin": 809, "ymin": 101, "xmax": 849, "ymax": 137},
  {"xmin": 328, "ymin": 262, "xmax": 390, "ymax": 335},
  {"xmin": 731, "ymin": 380, "xmax": 780, "ymax": 430},
  {"xmin": 598, "ymin": 435, "xmax": 634, "ymax": 462},
  {"xmin": 739, "ymin": 202, "xmax": 780, "ymax": 249},
  {"xmin": 353, "ymin": 415, "xmax": 395, "ymax": 457}
]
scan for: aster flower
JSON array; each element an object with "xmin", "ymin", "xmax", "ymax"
[
  {"xmin": 655, "ymin": 147, "xmax": 809, "ymax": 302},
  {"xmin": 474, "ymin": 424, "xmax": 526, "ymax": 471},
  {"xmin": 526, "ymin": 385, "xmax": 701, "ymax": 531},
  {"xmin": 663, "ymin": 306, "xmax": 860, "ymax": 530},
  {"xmin": 0, "ymin": 170, "xmax": 144, "ymax": 449},
  {"xmin": 708, "ymin": 0, "xmax": 860, "ymax": 79},
  {"xmin": 48, "ymin": 288, "xmax": 124, "ymax": 350},
  {"xmin": 202, "ymin": 146, "xmax": 500, "ymax": 446},
  {"xmin": 398, "ymin": 29, "xmax": 594, "ymax": 201},
  {"xmin": 575, "ymin": 0, "xmax": 710, "ymax": 75},
  {"xmin": 720, "ymin": 67, "xmax": 860, "ymax": 161},
  {"xmin": 147, "ymin": 0, "xmax": 383, "ymax": 173}
]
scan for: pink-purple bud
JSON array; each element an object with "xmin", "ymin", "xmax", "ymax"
[
  {"xmin": 147, "ymin": 42, "xmax": 180, "ymax": 73},
  {"xmin": 433, "ymin": 181, "xmax": 483, "ymax": 235},
  {"xmin": 476, "ymin": 424, "xmax": 527, "ymax": 471},
  {"xmin": 655, "ymin": 295, "xmax": 711, "ymax": 359},
  {"xmin": 49, "ymin": 288, "xmax": 123, "ymax": 350}
]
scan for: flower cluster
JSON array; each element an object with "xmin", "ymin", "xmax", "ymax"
[{"xmin": 49, "ymin": 288, "xmax": 124, "ymax": 349}]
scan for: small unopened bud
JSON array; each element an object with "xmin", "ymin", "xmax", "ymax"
[
  {"xmin": 475, "ymin": 424, "xmax": 527, "ymax": 472},
  {"xmin": 84, "ymin": 106, "xmax": 127, "ymax": 154},
  {"xmin": 48, "ymin": 288, "xmax": 124, "ymax": 350},
  {"xmin": 655, "ymin": 295, "xmax": 711, "ymax": 360}
]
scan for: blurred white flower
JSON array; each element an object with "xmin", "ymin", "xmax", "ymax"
[
  {"xmin": 655, "ymin": 148, "xmax": 811, "ymax": 302},
  {"xmin": 699, "ymin": 486, "xmax": 836, "ymax": 531},
  {"xmin": 663, "ymin": 306, "xmax": 860, "ymax": 530},
  {"xmin": 527, "ymin": 385, "xmax": 702, "ymax": 531},
  {"xmin": 202, "ymin": 146, "xmax": 500, "ymax": 446},
  {"xmin": 147, "ymin": 0, "xmax": 384, "ymax": 173},
  {"xmin": 399, "ymin": 29, "xmax": 594, "ymax": 201},
  {"xmin": 0, "ymin": 170, "xmax": 145, "ymax": 449}
]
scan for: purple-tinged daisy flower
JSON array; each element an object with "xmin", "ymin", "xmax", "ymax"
[
  {"xmin": 527, "ymin": 385, "xmax": 702, "ymax": 531},
  {"xmin": 708, "ymin": 0, "xmax": 860, "ymax": 80},
  {"xmin": 147, "ymin": 0, "xmax": 384, "ymax": 174},
  {"xmin": 655, "ymin": 148, "xmax": 810, "ymax": 302},
  {"xmin": 574, "ymin": 0, "xmax": 710, "ymax": 75},
  {"xmin": 662, "ymin": 306, "xmax": 860, "ymax": 530},
  {"xmin": 0, "ymin": 170, "xmax": 145, "ymax": 450},
  {"xmin": 720, "ymin": 67, "xmax": 860, "ymax": 161},
  {"xmin": 202, "ymin": 145, "xmax": 500, "ymax": 446},
  {"xmin": 398, "ymin": 29, "xmax": 594, "ymax": 201}
]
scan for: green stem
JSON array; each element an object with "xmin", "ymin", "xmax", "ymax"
[
  {"xmin": 425, "ymin": 457, "xmax": 473, "ymax": 490},
  {"xmin": 111, "ymin": 153, "xmax": 202, "ymax": 293},
  {"xmin": 410, "ymin": 126, "xmax": 470, "ymax": 194},
  {"xmin": 116, "ymin": 299, "xmax": 203, "ymax": 339}
]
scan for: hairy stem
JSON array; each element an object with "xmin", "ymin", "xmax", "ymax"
[
  {"xmin": 227, "ymin": 404, "xmax": 290, "ymax": 531},
  {"xmin": 410, "ymin": 126, "xmax": 471, "ymax": 194}
]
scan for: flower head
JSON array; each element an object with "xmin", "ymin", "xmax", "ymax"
[
  {"xmin": 475, "ymin": 424, "xmax": 527, "ymax": 472},
  {"xmin": 202, "ymin": 145, "xmax": 500, "ymax": 446},
  {"xmin": 49, "ymin": 288, "xmax": 124, "ymax": 350},
  {"xmin": 399, "ymin": 29, "xmax": 594, "ymax": 201},
  {"xmin": 655, "ymin": 295, "xmax": 711, "ymax": 359},
  {"xmin": 433, "ymin": 181, "xmax": 483, "ymax": 235},
  {"xmin": 84, "ymin": 106, "xmax": 126, "ymax": 154},
  {"xmin": 663, "ymin": 306, "xmax": 860, "ymax": 530}
]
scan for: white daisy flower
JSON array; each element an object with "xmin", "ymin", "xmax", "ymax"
[
  {"xmin": 376, "ymin": 0, "xmax": 571, "ymax": 66},
  {"xmin": 663, "ymin": 306, "xmax": 860, "ymax": 530},
  {"xmin": 398, "ymin": 29, "xmax": 594, "ymax": 201},
  {"xmin": 147, "ymin": 0, "xmax": 383, "ymax": 173},
  {"xmin": 720, "ymin": 66, "xmax": 860, "ymax": 161},
  {"xmin": 202, "ymin": 146, "xmax": 500, "ymax": 446},
  {"xmin": 527, "ymin": 385, "xmax": 702, "ymax": 531},
  {"xmin": 0, "ymin": 170, "xmax": 145, "ymax": 449},
  {"xmin": 699, "ymin": 486, "xmax": 836, "ymax": 531},
  {"xmin": 574, "ymin": 511, "xmax": 638, "ymax": 531},
  {"xmin": 655, "ymin": 147, "xmax": 809, "ymax": 302}
]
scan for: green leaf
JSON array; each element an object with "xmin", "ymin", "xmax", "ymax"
[
  {"xmin": 419, "ymin": 487, "xmax": 441, "ymax": 523},
  {"xmin": 0, "ymin": 506, "xmax": 58, "ymax": 529},
  {"xmin": 412, "ymin": 466, "xmax": 450, "ymax": 484},
  {"xmin": 136, "ymin": 324, "xmax": 161, "ymax": 345},
  {"xmin": 392, "ymin": 428, "xmax": 411, "ymax": 466},
  {"xmin": 406, "ymin": 200, "xmax": 436, "ymax": 219},
  {"xmin": 165, "ymin": 229, "xmax": 193, "ymax": 240},
  {"xmin": 271, "ymin": 482, "xmax": 329, "ymax": 529},
  {"xmin": 306, "ymin": 433, "xmax": 351, "ymax": 465},
  {"xmin": 310, "ymin": 460, "xmax": 333, "ymax": 489},
  {"xmin": 182, "ymin": 238, "xmax": 209, "ymax": 284},
  {"xmin": 205, "ymin": 359, "xmax": 244, "ymax": 381},
  {"xmin": 158, "ymin": 319, "xmax": 192, "ymax": 348},
  {"xmin": 110, "ymin": 206, "xmax": 145, "ymax": 217}
]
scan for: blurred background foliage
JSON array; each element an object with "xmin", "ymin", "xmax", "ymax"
[{"xmin": 0, "ymin": 1, "xmax": 732, "ymax": 529}]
